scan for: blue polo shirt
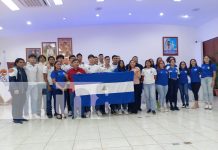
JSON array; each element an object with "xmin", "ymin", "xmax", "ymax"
[
  {"xmin": 190, "ymin": 66, "xmax": 201, "ymax": 83},
  {"xmin": 201, "ymin": 64, "xmax": 216, "ymax": 78},
  {"xmin": 168, "ymin": 66, "xmax": 179, "ymax": 79},
  {"xmin": 179, "ymin": 69, "xmax": 188, "ymax": 84},
  {"xmin": 156, "ymin": 69, "xmax": 168, "ymax": 86},
  {"xmin": 51, "ymin": 69, "xmax": 67, "ymax": 89}
]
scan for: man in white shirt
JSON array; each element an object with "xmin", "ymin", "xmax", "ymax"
[
  {"xmin": 111, "ymin": 55, "xmax": 119, "ymax": 70},
  {"xmin": 24, "ymin": 54, "xmax": 39, "ymax": 118},
  {"xmin": 77, "ymin": 53, "xmax": 85, "ymax": 69},
  {"xmin": 43, "ymin": 56, "xmax": 56, "ymax": 118},
  {"xmin": 98, "ymin": 54, "xmax": 104, "ymax": 67},
  {"xmin": 36, "ymin": 55, "xmax": 47, "ymax": 117}
]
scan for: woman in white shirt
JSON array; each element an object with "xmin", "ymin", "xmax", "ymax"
[{"xmin": 141, "ymin": 60, "xmax": 157, "ymax": 114}]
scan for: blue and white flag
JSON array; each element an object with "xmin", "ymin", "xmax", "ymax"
[{"xmin": 73, "ymin": 72, "xmax": 134, "ymax": 106}]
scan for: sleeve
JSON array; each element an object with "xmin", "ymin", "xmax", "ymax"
[
  {"xmin": 212, "ymin": 64, "xmax": 216, "ymax": 72},
  {"xmin": 9, "ymin": 68, "xmax": 18, "ymax": 91},
  {"xmin": 50, "ymin": 71, "xmax": 56, "ymax": 80},
  {"xmin": 153, "ymin": 68, "xmax": 157, "ymax": 75},
  {"xmin": 43, "ymin": 66, "xmax": 48, "ymax": 74}
]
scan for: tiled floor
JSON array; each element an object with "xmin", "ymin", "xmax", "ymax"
[{"xmin": 0, "ymin": 99, "xmax": 218, "ymax": 150}]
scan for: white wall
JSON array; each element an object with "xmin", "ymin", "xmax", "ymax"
[{"xmin": 0, "ymin": 24, "xmax": 200, "ymax": 65}]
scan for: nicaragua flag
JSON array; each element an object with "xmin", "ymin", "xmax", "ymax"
[{"xmin": 73, "ymin": 72, "xmax": 134, "ymax": 106}]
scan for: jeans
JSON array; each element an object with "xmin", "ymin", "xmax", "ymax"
[
  {"xmin": 70, "ymin": 92, "xmax": 85, "ymax": 116},
  {"xmin": 144, "ymin": 83, "xmax": 156, "ymax": 111},
  {"xmin": 201, "ymin": 77, "xmax": 214, "ymax": 104},
  {"xmin": 179, "ymin": 83, "xmax": 189, "ymax": 105},
  {"xmin": 46, "ymin": 85, "xmax": 56, "ymax": 115},
  {"xmin": 24, "ymin": 84, "xmax": 38, "ymax": 116},
  {"xmin": 156, "ymin": 85, "xmax": 168, "ymax": 108},
  {"xmin": 55, "ymin": 89, "xmax": 67, "ymax": 114}
]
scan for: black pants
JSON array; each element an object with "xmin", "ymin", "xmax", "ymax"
[
  {"xmin": 65, "ymin": 90, "xmax": 71, "ymax": 112},
  {"xmin": 137, "ymin": 83, "xmax": 143, "ymax": 110},
  {"xmin": 11, "ymin": 92, "xmax": 26, "ymax": 120},
  {"xmin": 128, "ymin": 84, "xmax": 141, "ymax": 113},
  {"xmin": 191, "ymin": 83, "xmax": 201, "ymax": 101},
  {"xmin": 168, "ymin": 79, "xmax": 179, "ymax": 107}
]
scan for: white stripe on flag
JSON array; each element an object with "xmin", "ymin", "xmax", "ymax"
[{"xmin": 75, "ymin": 81, "xmax": 134, "ymax": 96}]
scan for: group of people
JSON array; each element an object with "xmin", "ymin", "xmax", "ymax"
[{"xmin": 8, "ymin": 53, "xmax": 216, "ymax": 124}]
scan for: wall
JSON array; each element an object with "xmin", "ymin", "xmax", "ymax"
[{"xmin": 0, "ymin": 24, "xmax": 199, "ymax": 65}]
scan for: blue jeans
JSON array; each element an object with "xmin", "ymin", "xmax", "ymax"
[
  {"xmin": 46, "ymin": 85, "xmax": 56, "ymax": 115},
  {"xmin": 201, "ymin": 77, "xmax": 214, "ymax": 104},
  {"xmin": 70, "ymin": 92, "xmax": 85, "ymax": 116},
  {"xmin": 179, "ymin": 83, "xmax": 189, "ymax": 105},
  {"xmin": 156, "ymin": 85, "xmax": 168, "ymax": 108},
  {"xmin": 143, "ymin": 83, "xmax": 156, "ymax": 111}
]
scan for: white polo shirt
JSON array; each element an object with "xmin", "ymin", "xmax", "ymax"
[
  {"xmin": 37, "ymin": 62, "xmax": 46, "ymax": 84},
  {"xmin": 84, "ymin": 64, "xmax": 100, "ymax": 73},
  {"xmin": 25, "ymin": 63, "xmax": 38, "ymax": 85},
  {"xmin": 100, "ymin": 65, "xmax": 114, "ymax": 73},
  {"xmin": 141, "ymin": 68, "xmax": 157, "ymax": 84}
]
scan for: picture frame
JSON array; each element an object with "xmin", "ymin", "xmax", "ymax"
[
  {"xmin": 163, "ymin": 37, "xmax": 178, "ymax": 56},
  {"xmin": 42, "ymin": 42, "xmax": 57, "ymax": 58},
  {"xmin": 26, "ymin": 48, "xmax": 41, "ymax": 62},
  {"xmin": 58, "ymin": 38, "xmax": 72, "ymax": 58}
]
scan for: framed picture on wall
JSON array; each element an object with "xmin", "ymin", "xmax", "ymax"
[
  {"xmin": 26, "ymin": 48, "xmax": 41, "ymax": 62},
  {"xmin": 58, "ymin": 38, "xmax": 72, "ymax": 58},
  {"xmin": 163, "ymin": 37, "xmax": 178, "ymax": 56},
  {"xmin": 42, "ymin": 42, "xmax": 57, "ymax": 58}
]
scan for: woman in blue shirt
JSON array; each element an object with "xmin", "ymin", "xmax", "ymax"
[
  {"xmin": 189, "ymin": 59, "xmax": 201, "ymax": 109},
  {"xmin": 201, "ymin": 56, "xmax": 216, "ymax": 110},
  {"xmin": 51, "ymin": 61, "xmax": 68, "ymax": 119},
  {"xmin": 156, "ymin": 60, "xmax": 169, "ymax": 112},
  {"xmin": 167, "ymin": 59, "xmax": 179, "ymax": 111},
  {"xmin": 178, "ymin": 61, "xmax": 189, "ymax": 108}
]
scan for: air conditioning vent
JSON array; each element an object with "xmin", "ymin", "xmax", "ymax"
[{"xmin": 18, "ymin": 0, "xmax": 50, "ymax": 7}]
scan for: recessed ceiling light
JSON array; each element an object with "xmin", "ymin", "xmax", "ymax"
[
  {"xmin": 128, "ymin": 12, "xmax": 132, "ymax": 16},
  {"xmin": 96, "ymin": 0, "xmax": 104, "ymax": 2},
  {"xmin": 181, "ymin": 15, "xmax": 189, "ymax": 19},
  {"xmin": 160, "ymin": 12, "xmax": 164, "ymax": 16},
  {"xmin": 96, "ymin": 14, "xmax": 100, "ymax": 17},
  {"xmin": 62, "ymin": 17, "xmax": 66, "ymax": 20},
  {"xmin": 174, "ymin": 0, "xmax": 182, "ymax": 2},
  {"xmin": 1, "ymin": 0, "xmax": 20, "ymax": 11},
  {"xmin": 136, "ymin": 0, "xmax": 143, "ymax": 2},
  {"xmin": 53, "ymin": 0, "xmax": 63, "ymax": 5},
  {"xmin": 0, "ymin": 26, "xmax": 3, "ymax": 30},
  {"xmin": 26, "ymin": 21, "xmax": 32, "ymax": 25}
]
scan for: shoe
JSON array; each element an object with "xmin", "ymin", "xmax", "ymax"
[
  {"xmin": 174, "ymin": 107, "xmax": 180, "ymax": 111},
  {"xmin": 81, "ymin": 115, "xmax": 86, "ymax": 118},
  {"xmin": 32, "ymin": 114, "xmax": 40, "ymax": 119},
  {"xmin": 186, "ymin": 105, "xmax": 190, "ymax": 109},
  {"xmin": 170, "ymin": 107, "xmax": 175, "ymax": 111},
  {"xmin": 56, "ymin": 114, "xmax": 62, "ymax": 119},
  {"xmin": 62, "ymin": 114, "xmax": 67, "ymax": 119},
  {"xmin": 96, "ymin": 111, "xmax": 102, "ymax": 116},
  {"xmin": 204, "ymin": 104, "xmax": 209, "ymax": 110},
  {"xmin": 68, "ymin": 111, "xmax": 73, "ymax": 117},
  {"xmin": 182, "ymin": 104, "xmax": 186, "ymax": 108},
  {"xmin": 72, "ymin": 115, "xmax": 74, "ymax": 119},
  {"xmin": 152, "ymin": 110, "xmax": 156, "ymax": 115},
  {"xmin": 191, "ymin": 102, "xmax": 197, "ymax": 109},
  {"xmin": 164, "ymin": 107, "xmax": 169, "ymax": 112},
  {"xmin": 86, "ymin": 111, "xmax": 91, "ymax": 118},
  {"xmin": 21, "ymin": 118, "xmax": 29, "ymax": 121},
  {"xmin": 118, "ymin": 110, "xmax": 122, "ymax": 115},
  {"xmin": 13, "ymin": 119, "xmax": 23, "ymax": 124},
  {"xmin": 138, "ymin": 108, "xmax": 142, "ymax": 111},
  {"xmin": 123, "ymin": 109, "xmax": 129, "ymax": 115},
  {"xmin": 208, "ymin": 105, "xmax": 213, "ymax": 110},
  {"xmin": 47, "ymin": 114, "xmax": 53, "ymax": 118},
  {"xmin": 196, "ymin": 102, "xmax": 199, "ymax": 108},
  {"xmin": 147, "ymin": 109, "xmax": 151, "ymax": 113}
]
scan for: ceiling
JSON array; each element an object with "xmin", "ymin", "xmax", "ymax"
[{"xmin": 0, "ymin": 0, "xmax": 218, "ymax": 36}]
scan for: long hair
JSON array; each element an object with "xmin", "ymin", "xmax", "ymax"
[
  {"xmin": 128, "ymin": 60, "xmax": 135, "ymax": 71},
  {"xmin": 157, "ymin": 60, "xmax": 165, "ymax": 70},
  {"xmin": 144, "ymin": 60, "xmax": 152, "ymax": 68},
  {"xmin": 179, "ymin": 61, "xmax": 188, "ymax": 71},
  {"xmin": 203, "ymin": 55, "xmax": 213, "ymax": 65},
  {"xmin": 117, "ymin": 60, "xmax": 126, "ymax": 71},
  {"xmin": 14, "ymin": 58, "xmax": 25, "ymax": 67},
  {"xmin": 189, "ymin": 59, "xmax": 198, "ymax": 70},
  {"xmin": 54, "ymin": 61, "xmax": 60, "ymax": 71}
]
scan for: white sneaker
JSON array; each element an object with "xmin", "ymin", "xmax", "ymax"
[
  {"xmin": 68, "ymin": 111, "xmax": 72, "ymax": 117},
  {"xmin": 204, "ymin": 104, "xmax": 209, "ymax": 109},
  {"xmin": 164, "ymin": 107, "xmax": 169, "ymax": 112},
  {"xmin": 96, "ymin": 111, "xmax": 102, "ymax": 116},
  {"xmin": 86, "ymin": 111, "xmax": 91, "ymax": 118},
  {"xmin": 32, "ymin": 114, "xmax": 40, "ymax": 119},
  {"xmin": 123, "ymin": 109, "xmax": 129, "ymax": 115},
  {"xmin": 208, "ymin": 105, "xmax": 213, "ymax": 110},
  {"xmin": 118, "ymin": 110, "xmax": 122, "ymax": 115},
  {"xmin": 160, "ymin": 108, "xmax": 164, "ymax": 112}
]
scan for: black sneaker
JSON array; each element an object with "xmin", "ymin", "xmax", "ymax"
[
  {"xmin": 152, "ymin": 110, "xmax": 156, "ymax": 115},
  {"xmin": 170, "ymin": 107, "xmax": 175, "ymax": 111},
  {"xmin": 174, "ymin": 107, "xmax": 180, "ymax": 111},
  {"xmin": 47, "ymin": 114, "xmax": 53, "ymax": 118},
  {"xmin": 182, "ymin": 104, "xmax": 186, "ymax": 108},
  {"xmin": 81, "ymin": 115, "xmax": 86, "ymax": 118},
  {"xmin": 21, "ymin": 118, "xmax": 29, "ymax": 122},
  {"xmin": 13, "ymin": 119, "xmax": 23, "ymax": 124},
  {"xmin": 72, "ymin": 115, "xmax": 74, "ymax": 119},
  {"xmin": 147, "ymin": 109, "xmax": 151, "ymax": 113}
]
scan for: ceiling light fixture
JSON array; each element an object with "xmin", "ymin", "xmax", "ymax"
[
  {"xmin": 128, "ymin": 12, "xmax": 132, "ymax": 16},
  {"xmin": 0, "ymin": 26, "xmax": 3, "ymax": 30},
  {"xmin": 181, "ymin": 15, "xmax": 189, "ymax": 19},
  {"xmin": 96, "ymin": 14, "xmax": 100, "ymax": 17},
  {"xmin": 160, "ymin": 12, "xmax": 164, "ymax": 16},
  {"xmin": 174, "ymin": 0, "xmax": 182, "ymax": 2},
  {"xmin": 1, "ymin": 0, "xmax": 20, "ymax": 11},
  {"xmin": 26, "ymin": 21, "xmax": 32, "ymax": 25},
  {"xmin": 96, "ymin": 0, "xmax": 104, "ymax": 2},
  {"xmin": 53, "ymin": 0, "xmax": 63, "ymax": 5}
]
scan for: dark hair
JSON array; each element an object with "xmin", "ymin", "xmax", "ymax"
[
  {"xmin": 156, "ymin": 57, "xmax": 162, "ymax": 66},
  {"xmin": 54, "ymin": 61, "xmax": 60, "ymax": 71},
  {"xmin": 157, "ymin": 60, "xmax": 165, "ymax": 70},
  {"xmin": 104, "ymin": 56, "xmax": 110, "ymax": 59},
  {"xmin": 76, "ymin": 53, "xmax": 82, "ymax": 57},
  {"xmin": 56, "ymin": 54, "xmax": 64, "ymax": 60},
  {"xmin": 69, "ymin": 55, "xmax": 76, "ymax": 60},
  {"xmin": 28, "ymin": 54, "xmax": 37, "ymax": 59},
  {"xmin": 99, "ymin": 54, "xmax": 103, "ymax": 56},
  {"xmin": 72, "ymin": 58, "xmax": 79, "ymax": 63},
  {"xmin": 179, "ymin": 61, "xmax": 188, "ymax": 71},
  {"xmin": 14, "ymin": 58, "xmax": 25, "ymax": 67},
  {"xmin": 48, "ymin": 56, "xmax": 55, "ymax": 61},
  {"xmin": 132, "ymin": 56, "xmax": 138, "ymax": 59},
  {"xmin": 38, "ymin": 55, "xmax": 46, "ymax": 62},
  {"xmin": 203, "ymin": 55, "xmax": 213, "ymax": 64},
  {"xmin": 169, "ymin": 58, "xmax": 175, "ymax": 64},
  {"xmin": 189, "ymin": 59, "xmax": 198, "ymax": 69},
  {"xmin": 144, "ymin": 60, "xmax": 152, "ymax": 68},
  {"xmin": 88, "ymin": 54, "xmax": 94, "ymax": 59},
  {"xmin": 94, "ymin": 56, "xmax": 98, "ymax": 59},
  {"xmin": 112, "ymin": 55, "xmax": 117, "ymax": 59},
  {"xmin": 117, "ymin": 60, "xmax": 126, "ymax": 71},
  {"xmin": 128, "ymin": 60, "xmax": 136, "ymax": 71}
]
